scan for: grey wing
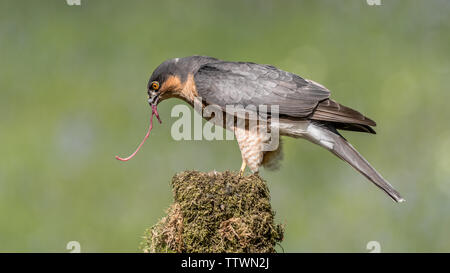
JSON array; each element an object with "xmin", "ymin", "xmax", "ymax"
[{"xmin": 194, "ymin": 62, "xmax": 330, "ymax": 117}]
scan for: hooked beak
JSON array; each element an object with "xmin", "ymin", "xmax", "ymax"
[
  {"xmin": 148, "ymin": 90, "xmax": 159, "ymax": 106},
  {"xmin": 147, "ymin": 91, "xmax": 162, "ymax": 124}
]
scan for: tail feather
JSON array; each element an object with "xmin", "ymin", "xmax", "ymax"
[{"xmin": 304, "ymin": 123, "xmax": 404, "ymax": 203}]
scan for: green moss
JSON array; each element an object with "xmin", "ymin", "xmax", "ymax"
[{"xmin": 141, "ymin": 171, "xmax": 284, "ymax": 253}]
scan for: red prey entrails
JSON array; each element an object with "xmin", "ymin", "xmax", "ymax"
[{"xmin": 115, "ymin": 105, "xmax": 161, "ymax": 161}]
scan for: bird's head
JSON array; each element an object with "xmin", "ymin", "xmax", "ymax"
[
  {"xmin": 147, "ymin": 56, "xmax": 219, "ymax": 107},
  {"xmin": 147, "ymin": 58, "xmax": 185, "ymax": 107}
]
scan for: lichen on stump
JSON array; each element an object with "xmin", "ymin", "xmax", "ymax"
[{"xmin": 141, "ymin": 170, "xmax": 284, "ymax": 253}]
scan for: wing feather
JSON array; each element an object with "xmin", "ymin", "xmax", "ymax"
[
  {"xmin": 194, "ymin": 61, "xmax": 377, "ymax": 134},
  {"xmin": 194, "ymin": 62, "xmax": 330, "ymax": 117},
  {"xmin": 311, "ymin": 99, "xmax": 376, "ymax": 126}
]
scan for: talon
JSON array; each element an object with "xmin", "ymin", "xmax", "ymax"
[{"xmin": 239, "ymin": 161, "xmax": 247, "ymax": 177}]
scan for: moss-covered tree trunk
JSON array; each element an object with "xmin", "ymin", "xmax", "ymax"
[{"xmin": 141, "ymin": 171, "xmax": 284, "ymax": 253}]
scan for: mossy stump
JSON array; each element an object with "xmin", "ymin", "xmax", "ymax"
[{"xmin": 142, "ymin": 170, "xmax": 284, "ymax": 253}]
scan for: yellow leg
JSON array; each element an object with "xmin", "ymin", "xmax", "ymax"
[{"xmin": 239, "ymin": 160, "xmax": 247, "ymax": 177}]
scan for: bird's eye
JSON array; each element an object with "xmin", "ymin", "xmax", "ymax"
[{"xmin": 151, "ymin": 81, "xmax": 160, "ymax": 90}]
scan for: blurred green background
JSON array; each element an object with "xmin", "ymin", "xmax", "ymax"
[{"xmin": 1, "ymin": 0, "xmax": 449, "ymax": 252}]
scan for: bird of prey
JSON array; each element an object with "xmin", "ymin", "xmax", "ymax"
[{"xmin": 131, "ymin": 55, "xmax": 403, "ymax": 202}]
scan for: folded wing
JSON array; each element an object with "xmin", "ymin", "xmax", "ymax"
[
  {"xmin": 194, "ymin": 61, "xmax": 330, "ymax": 117},
  {"xmin": 194, "ymin": 61, "xmax": 376, "ymax": 133}
]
